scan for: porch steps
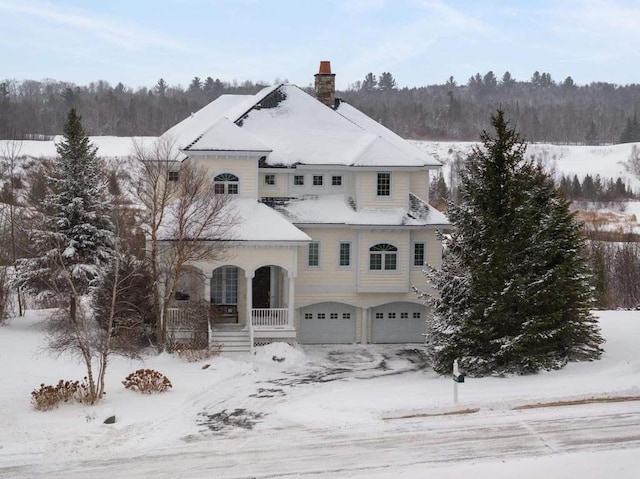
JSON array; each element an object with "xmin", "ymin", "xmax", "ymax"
[{"xmin": 210, "ymin": 326, "xmax": 251, "ymax": 353}]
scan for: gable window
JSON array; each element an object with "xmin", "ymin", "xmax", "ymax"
[
  {"xmin": 214, "ymin": 173, "xmax": 239, "ymax": 194},
  {"xmin": 313, "ymin": 175, "xmax": 323, "ymax": 186},
  {"xmin": 168, "ymin": 171, "xmax": 179, "ymax": 182},
  {"xmin": 413, "ymin": 242, "xmax": 425, "ymax": 267},
  {"xmin": 308, "ymin": 241, "xmax": 320, "ymax": 267},
  {"xmin": 339, "ymin": 242, "xmax": 351, "ymax": 267},
  {"xmin": 331, "ymin": 175, "xmax": 342, "ymax": 186},
  {"xmin": 369, "ymin": 243, "xmax": 397, "ymax": 271},
  {"xmin": 294, "ymin": 175, "xmax": 305, "ymax": 186},
  {"xmin": 264, "ymin": 174, "xmax": 276, "ymax": 186},
  {"xmin": 377, "ymin": 172, "xmax": 391, "ymax": 196}
]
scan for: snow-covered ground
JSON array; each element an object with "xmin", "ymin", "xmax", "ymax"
[{"xmin": 0, "ymin": 310, "xmax": 639, "ymax": 478}]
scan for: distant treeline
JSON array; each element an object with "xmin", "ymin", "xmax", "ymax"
[
  {"xmin": 558, "ymin": 174, "xmax": 637, "ymax": 203},
  {"xmin": 2, "ymin": 70, "xmax": 640, "ymax": 144}
]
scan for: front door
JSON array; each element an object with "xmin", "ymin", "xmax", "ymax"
[{"xmin": 253, "ymin": 266, "xmax": 271, "ymax": 309}]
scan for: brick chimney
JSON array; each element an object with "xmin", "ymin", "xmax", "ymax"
[{"xmin": 314, "ymin": 61, "xmax": 336, "ymax": 108}]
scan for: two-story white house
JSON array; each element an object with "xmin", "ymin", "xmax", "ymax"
[{"xmin": 164, "ymin": 62, "xmax": 447, "ymax": 350}]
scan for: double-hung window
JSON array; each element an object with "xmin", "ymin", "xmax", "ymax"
[
  {"xmin": 339, "ymin": 242, "xmax": 351, "ymax": 267},
  {"xmin": 377, "ymin": 172, "xmax": 391, "ymax": 196},
  {"xmin": 413, "ymin": 242, "xmax": 425, "ymax": 267},
  {"xmin": 308, "ymin": 241, "xmax": 320, "ymax": 267},
  {"xmin": 369, "ymin": 243, "xmax": 397, "ymax": 271},
  {"xmin": 214, "ymin": 173, "xmax": 239, "ymax": 194},
  {"xmin": 294, "ymin": 175, "xmax": 304, "ymax": 186}
]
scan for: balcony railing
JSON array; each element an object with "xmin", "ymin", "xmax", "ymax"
[{"xmin": 251, "ymin": 308, "xmax": 289, "ymax": 329}]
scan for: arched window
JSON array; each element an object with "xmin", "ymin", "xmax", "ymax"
[
  {"xmin": 214, "ymin": 173, "xmax": 239, "ymax": 194},
  {"xmin": 369, "ymin": 243, "xmax": 397, "ymax": 271}
]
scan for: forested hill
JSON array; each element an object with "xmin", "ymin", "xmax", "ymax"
[{"xmin": 2, "ymin": 72, "xmax": 640, "ymax": 144}]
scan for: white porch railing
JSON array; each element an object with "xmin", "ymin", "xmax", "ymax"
[
  {"xmin": 168, "ymin": 307, "xmax": 291, "ymax": 331},
  {"xmin": 251, "ymin": 308, "xmax": 289, "ymax": 329}
]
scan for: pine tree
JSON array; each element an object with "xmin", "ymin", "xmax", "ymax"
[
  {"xmin": 422, "ymin": 110, "xmax": 603, "ymax": 376},
  {"xmin": 619, "ymin": 113, "xmax": 640, "ymax": 144},
  {"xmin": 15, "ymin": 108, "xmax": 115, "ymax": 321}
]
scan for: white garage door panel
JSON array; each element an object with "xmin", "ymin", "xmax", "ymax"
[
  {"xmin": 300, "ymin": 318, "xmax": 356, "ymax": 344},
  {"xmin": 371, "ymin": 318, "xmax": 425, "ymax": 343}
]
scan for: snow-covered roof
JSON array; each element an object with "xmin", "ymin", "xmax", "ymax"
[
  {"xmin": 162, "ymin": 84, "xmax": 441, "ymax": 168},
  {"xmin": 336, "ymin": 101, "xmax": 441, "ymax": 168},
  {"xmin": 267, "ymin": 194, "xmax": 448, "ymax": 227},
  {"xmin": 229, "ymin": 199, "xmax": 311, "ymax": 241},
  {"xmin": 184, "ymin": 117, "xmax": 271, "ymax": 153},
  {"xmin": 161, "ymin": 86, "xmax": 279, "ymax": 159},
  {"xmin": 157, "ymin": 198, "xmax": 310, "ymax": 243}
]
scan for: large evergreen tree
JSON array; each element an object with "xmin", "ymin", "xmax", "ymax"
[
  {"xmin": 15, "ymin": 108, "xmax": 115, "ymax": 321},
  {"xmin": 423, "ymin": 110, "xmax": 603, "ymax": 376}
]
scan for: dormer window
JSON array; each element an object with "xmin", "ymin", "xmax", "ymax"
[{"xmin": 214, "ymin": 173, "xmax": 239, "ymax": 194}]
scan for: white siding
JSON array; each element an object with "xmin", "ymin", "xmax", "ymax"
[
  {"xmin": 192, "ymin": 156, "xmax": 258, "ymax": 198},
  {"xmin": 356, "ymin": 171, "xmax": 410, "ymax": 210},
  {"xmin": 409, "ymin": 170, "xmax": 429, "ymax": 202}
]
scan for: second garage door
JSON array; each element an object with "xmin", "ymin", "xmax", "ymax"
[{"xmin": 371, "ymin": 302, "xmax": 426, "ymax": 343}]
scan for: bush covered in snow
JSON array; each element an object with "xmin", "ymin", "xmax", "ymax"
[{"xmin": 123, "ymin": 369, "xmax": 172, "ymax": 394}]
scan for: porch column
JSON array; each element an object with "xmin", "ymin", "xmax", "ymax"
[
  {"xmin": 245, "ymin": 271, "xmax": 254, "ymax": 330},
  {"xmin": 204, "ymin": 272, "xmax": 211, "ymax": 304},
  {"xmin": 287, "ymin": 271, "xmax": 296, "ymax": 329}
]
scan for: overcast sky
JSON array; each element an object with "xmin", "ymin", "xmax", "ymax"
[{"xmin": 1, "ymin": 0, "xmax": 639, "ymax": 90}]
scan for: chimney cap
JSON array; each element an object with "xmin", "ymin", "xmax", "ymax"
[{"xmin": 318, "ymin": 61, "xmax": 332, "ymax": 75}]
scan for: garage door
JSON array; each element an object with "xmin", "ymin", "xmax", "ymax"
[
  {"xmin": 371, "ymin": 302, "xmax": 426, "ymax": 343},
  {"xmin": 299, "ymin": 303, "xmax": 356, "ymax": 344}
]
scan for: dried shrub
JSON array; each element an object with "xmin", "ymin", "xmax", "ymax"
[
  {"xmin": 122, "ymin": 369, "xmax": 172, "ymax": 394},
  {"xmin": 174, "ymin": 341, "xmax": 221, "ymax": 363},
  {"xmin": 31, "ymin": 378, "xmax": 93, "ymax": 411}
]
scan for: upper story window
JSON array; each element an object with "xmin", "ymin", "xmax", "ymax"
[
  {"xmin": 339, "ymin": 242, "xmax": 351, "ymax": 267},
  {"xmin": 264, "ymin": 174, "xmax": 276, "ymax": 186},
  {"xmin": 413, "ymin": 242, "xmax": 425, "ymax": 267},
  {"xmin": 332, "ymin": 175, "xmax": 342, "ymax": 186},
  {"xmin": 294, "ymin": 175, "xmax": 305, "ymax": 186},
  {"xmin": 369, "ymin": 243, "xmax": 397, "ymax": 271},
  {"xmin": 313, "ymin": 175, "xmax": 323, "ymax": 186},
  {"xmin": 377, "ymin": 172, "xmax": 391, "ymax": 196},
  {"xmin": 308, "ymin": 241, "xmax": 320, "ymax": 267},
  {"xmin": 168, "ymin": 171, "xmax": 179, "ymax": 182},
  {"xmin": 214, "ymin": 173, "xmax": 239, "ymax": 194}
]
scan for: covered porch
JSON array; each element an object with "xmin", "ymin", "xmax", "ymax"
[{"xmin": 167, "ymin": 260, "xmax": 298, "ymax": 346}]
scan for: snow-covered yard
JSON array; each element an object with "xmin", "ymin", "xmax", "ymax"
[{"xmin": 1, "ymin": 310, "xmax": 639, "ymax": 478}]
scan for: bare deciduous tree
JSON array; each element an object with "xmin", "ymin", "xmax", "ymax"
[{"xmin": 132, "ymin": 137, "xmax": 236, "ymax": 351}]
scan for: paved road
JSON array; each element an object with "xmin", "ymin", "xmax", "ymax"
[{"xmin": 4, "ymin": 401, "xmax": 640, "ymax": 479}]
